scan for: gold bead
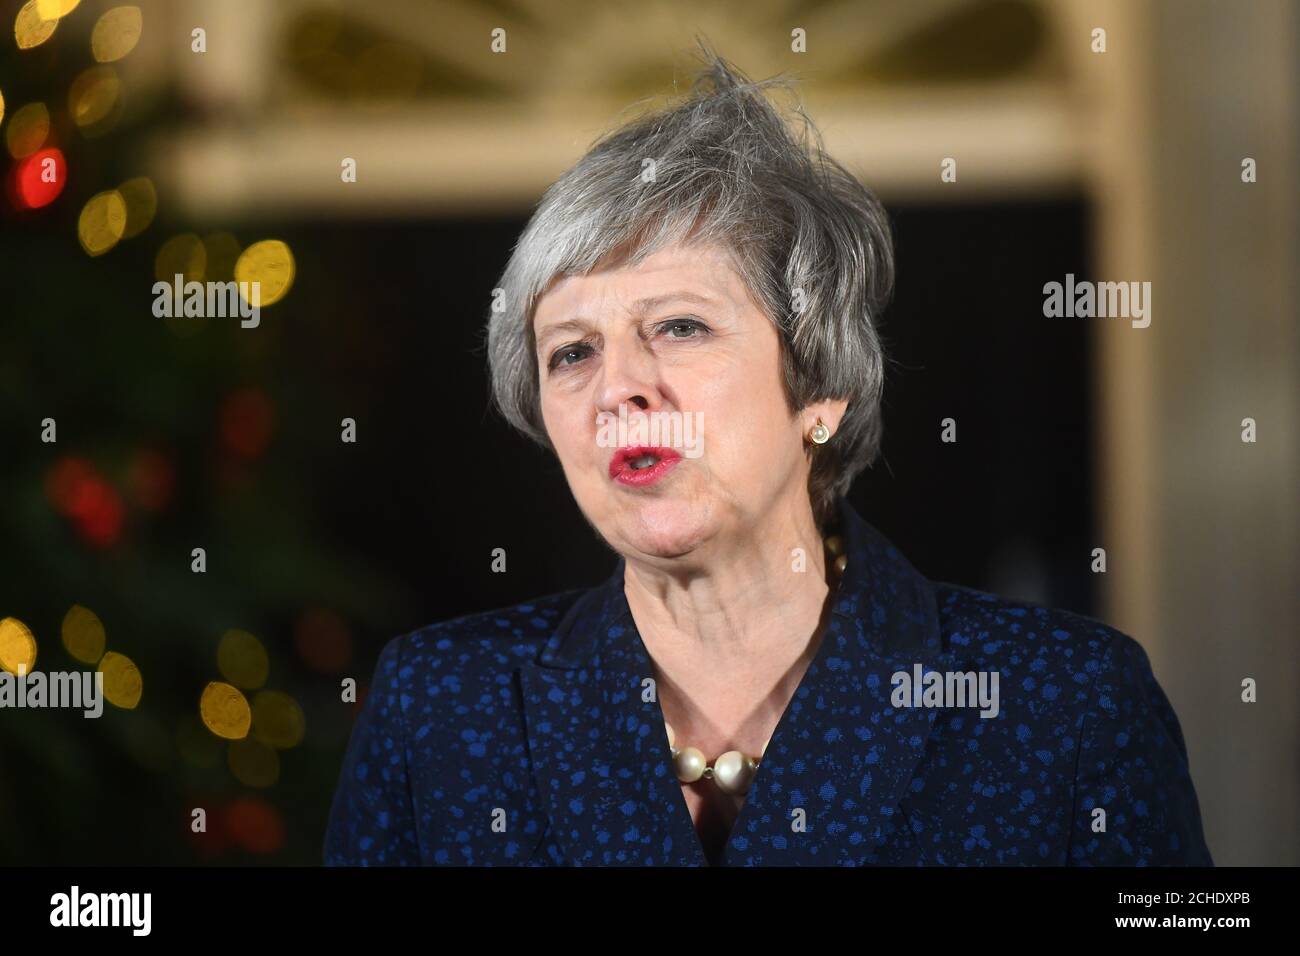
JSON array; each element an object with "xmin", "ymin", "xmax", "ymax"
[
  {"xmin": 825, "ymin": 534, "xmax": 844, "ymax": 556},
  {"xmin": 833, "ymin": 554, "xmax": 848, "ymax": 575}
]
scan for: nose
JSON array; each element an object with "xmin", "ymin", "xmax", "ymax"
[{"xmin": 594, "ymin": 335, "xmax": 663, "ymax": 419}]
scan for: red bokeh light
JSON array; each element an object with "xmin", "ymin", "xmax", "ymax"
[
  {"xmin": 294, "ymin": 608, "xmax": 353, "ymax": 673},
  {"xmin": 44, "ymin": 456, "xmax": 126, "ymax": 548},
  {"xmin": 45, "ymin": 457, "xmax": 96, "ymax": 514},
  {"xmin": 127, "ymin": 448, "xmax": 176, "ymax": 512},
  {"xmin": 69, "ymin": 476, "xmax": 125, "ymax": 548},
  {"xmin": 224, "ymin": 797, "xmax": 285, "ymax": 855},
  {"xmin": 10, "ymin": 148, "xmax": 67, "ymax": 209},
  {"xmin": 219, "ymin": 387, "xmax": 276, "ymax": 460},
  {"xmin": 185, "ymin": 796, "xmax": 233, "ymax": 858}
]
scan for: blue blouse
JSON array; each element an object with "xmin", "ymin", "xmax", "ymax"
[{"xmin": 324, "ymin": 497, "xmax": 1213, "ymax": 866}]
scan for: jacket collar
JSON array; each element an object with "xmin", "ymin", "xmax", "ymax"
[{"xmin": 518, "ymin": 497, "xmax": 949, "ymax": 865}]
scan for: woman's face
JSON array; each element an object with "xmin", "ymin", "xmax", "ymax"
[{"xmin": 533, "ymin": 241, "xmax": 830, "ymax": 564}]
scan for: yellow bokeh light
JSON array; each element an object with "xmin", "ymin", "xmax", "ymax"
[
  {"xmin": 0, "ymin": 618, "xmax": 37, "ymax": 676},
  {"xmin": 228, "ymin": 736, "xmax": 280, "ymax": 787},
  {"xmin": 252, "ymin": 690, "xmax": 306, "ymax": 749},
  {"xmin": 0, "ymin": 89, "xmax": 6, "ymax": 126},
  {"xmin": 200, "ymin": 681, "xmax": 251, "ymax": 739},
  {"xmin": 36, "ymin": 0, "xmax": 80, "ymax": 18},
  {"xmin": 78, "ymin": 190, "xmax": 127, "ymax": 256},
  {"xmin": 91, "ymin": 5, "xmax": 142, "ymax": 63},
  {"xmin": 154, "ymin": 232, "xmax": 205, "ymax": 283},
  {"xmin": 68, "ymin": 66, "xmax": 121, "ymax": 129},
  {"xmin": 15, "ymin": 1, "xmax": 58, "ymax": 50},
  {"xmin": 234, "ymin": 240, "xmax": 295, "ymax": 307},
  {"xmin": 98, "ymin": 650, "xmax": 142, "ymax": 709},
  {"xmin": 217, "ymin": 629, "xmax": 269, "ymax": 690},
  {"xmin": 157, "ymin": 235, "xmax": 208, "ymax": 337},
  {"xmin": 117, "ymin": 176, "xmax": 156, "ymax": 238},
  {"xmin": 61, "ymin": 604, "xmax": 106, "ymax": 665},
  {"xmin": 6, "ymin": 102, "xmax": 50, "ymax": 159}
]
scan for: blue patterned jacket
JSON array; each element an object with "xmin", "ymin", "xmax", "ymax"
[{"xmin": 324, "ymin": 497, "xmax": 1213, "ymax": 866}]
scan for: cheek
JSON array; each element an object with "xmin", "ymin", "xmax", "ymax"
[
  {"xmin": 694, "ymin": 374, "xmax": 796, "ymax": 476},
  {"xmin": 540, "ymin": 389, "xmax": 595, "ymax": 475}
]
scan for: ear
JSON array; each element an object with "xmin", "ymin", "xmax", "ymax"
[{"xmin": 803, "ymin": 398, "xmax": 849, "ymax": 438}]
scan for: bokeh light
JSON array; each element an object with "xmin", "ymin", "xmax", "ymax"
[
  {"xmin": 116, "ymin": 176, "xmax": 156, "ymax": 238},
  {"xmin": 12, "ymin": 147, "xmax": 67, "ymax": 209},
  {"xmin": 98, "ymin": 650, "xmax": 142, "ymax": 708},
  {"xmin": 251, "ymin": 691, "xmax": 305, "ymax": 749},
  {"xmin": 155, "ymin": 232, "xmax": 206, "ymax": 283},
  {"xmin": 219, "ymin": 388, "xmax": 276, "ymax": 460},
  {"xmin": 68, "ymin": 66, "xmax": 122, "ymax": 133},
  {"xmin": 14, "ymin": 1, "xmax": 58, "ymax": 50},
  {"xmin": 125, "ymin": 448, "xmax": 174, "ymax": 511},
  {"xmin": 91, "ymin": 5, "xmax": 142, "ymax": 63},
  {"xmin": 45, "ymin": 458, "xmax": 126, "ymax": 548},
  {"xmin": 61, "ymin": 604, "xmax": 106, "ymax": 664},
  {"xmin": 217, "ymin": 628, "xmax": 269, "ymax": 689},
  {"xmin": 227, "ymin": 736, "xmax": 279, "ymax": 788},
  {"xmin": 0, "ymin": 89, "xmax": 6, "ymax": 126},
  {"xmin": 45, "ymin": 457, "xmax": 93, "ymax": 512},
  {"xmin": 36, "ymin": 0, "xmax": 81, "ymax": 18},
  {"xmin": 200, "ymin": 681, "xmax": 251, "ymax": 739},
  {"xmin": 234, "ymin": 240, "xmax": 295, "ymax": 307},
  {"xmin": 294, "ymin": 608, "xmax": 352, "ymax": 673},
  {"xmin": 155, "ymin": 234, "xmax": 208, "ymax": 333},
  {"xmin": 0, "ymin": 617, "xmax": 37, "ymax": 676},
  {"xmin": 5, "ymin": 102, "xmax": 50, "ymax": 159},
  {"xmin": 77, "ymin": 190, "xmax": 127, "ymax": 256},
  {"xmin": 224, "ymin": 797, "xmax": 285, "ymax": 854}
]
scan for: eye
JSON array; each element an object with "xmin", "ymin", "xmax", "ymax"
[
  {"xmin": 657, "ymin": 318, "xmax": 709, "ymax": 339},
  {"xmin": 547, "ymin": 343, "xmax": 593, "ymax": 371}
]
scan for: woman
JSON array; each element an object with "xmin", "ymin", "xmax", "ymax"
[{"xmin": 324, "ymin": 50, "xmax": 1212, "ymax": 867}]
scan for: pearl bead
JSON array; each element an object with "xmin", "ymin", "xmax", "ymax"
[
  {"xmin": 674, "ymin": 746, "xmax": 707, "ymax": 783},
  {"xmin": 825, "ymin": 535, "xmax": 844, "ymax": 556},
  {"xmin": 833, "ymin": 554, "xmax": 847, "ymax": 575},
  {"xmin": 712, "ymin": 750, "xmax": 757, "ymax": 794}
]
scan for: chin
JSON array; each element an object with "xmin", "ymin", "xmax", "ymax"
[{"xmin": 612, "ymin": 495, "xmax": 716, "ymax": 561}]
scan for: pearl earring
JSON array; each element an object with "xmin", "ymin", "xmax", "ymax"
[{"xmin": 808, "ymin": 419, "xmax": 831, "ymax": 444}]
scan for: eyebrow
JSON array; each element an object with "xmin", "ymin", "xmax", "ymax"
[
  {"xmin": 627, "ymin": 290, "xmax": 717, "ymax": 315},
  {"xmin": 534, "ymin": 290, "xmax": 718, "ymax": 352}
]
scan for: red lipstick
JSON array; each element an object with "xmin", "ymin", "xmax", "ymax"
[{"xmin": 607, "ymin": 446, "xmax": 683, "ymax": 487}]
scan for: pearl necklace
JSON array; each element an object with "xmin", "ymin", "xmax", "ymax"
[{"xmin": 665, "ymin": 532, "xmax": 847, "ymax": 794}]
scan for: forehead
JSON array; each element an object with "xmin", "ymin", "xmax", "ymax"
[{"xmin": 532, "ymin": 241, "xmax": 747, "ymax": 329}]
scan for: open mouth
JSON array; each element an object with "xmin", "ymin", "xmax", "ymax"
[{"xmin": 608, "ymin": 446, "xmax": 683, "ymax": 486}]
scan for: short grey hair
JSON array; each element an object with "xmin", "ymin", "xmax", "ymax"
[{"xmin": 486, "ymin": 43, "xmax": 895, "ymax": 527}]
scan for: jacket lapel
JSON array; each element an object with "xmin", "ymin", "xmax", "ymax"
[
  {"xmin": 518, "ymin": 582, "xmax": 705, "ymax": 866},
  {"xmin": 519, "ymin": 497, "xmax": 950, "ymax": 866},
  {"xmin": 722, "ymin": 499, "xmax": 951, "ymax": 864}
]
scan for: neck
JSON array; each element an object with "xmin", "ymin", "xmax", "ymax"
[{"xmin": 621, "ymin": 497, "xmax": 832, "ymax": 665}]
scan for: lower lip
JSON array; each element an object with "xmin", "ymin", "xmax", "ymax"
[{"xmin": 612, "ymin": 455, "xmax": 681, "ymax": 487}]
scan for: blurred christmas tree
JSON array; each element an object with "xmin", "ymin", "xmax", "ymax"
[{"xmin": 0, "ymin": 0, "xmax": 415, "ymax": 865}]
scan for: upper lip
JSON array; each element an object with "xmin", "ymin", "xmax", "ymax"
[{"xmin": 608, "ymin": 446, "xmax": 682, "ymax": 478}]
